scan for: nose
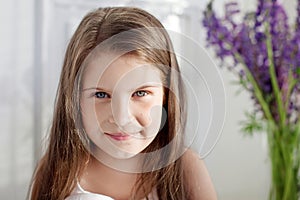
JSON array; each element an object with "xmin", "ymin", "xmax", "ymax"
[{"xmin": 110, "ymin": 96, "xmax": 133, "ymax": 127}]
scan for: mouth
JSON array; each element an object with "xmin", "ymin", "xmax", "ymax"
[{"xmin": 104, "ymin": 132, "xmax": 131, "ymax": 141}]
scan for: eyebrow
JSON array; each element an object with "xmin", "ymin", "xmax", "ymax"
[
  {"xmin": 134, "ymin": 83, "xmax": 162, "ymax": 91},
  {"xmin": 82, "ymin": 87, "xmax": 110, "ymax": 92},
  {"xmin": 82, "ymin": 83, "xmax": 162, "ymax": 92}
]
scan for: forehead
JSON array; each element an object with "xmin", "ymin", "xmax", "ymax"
[{"xmin": 82, "ymin": 53, "xmax": 163, "ymax": 90}]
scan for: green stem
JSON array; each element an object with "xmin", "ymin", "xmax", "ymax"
[
  {"xmin": 265, "ymin": 24, "xmax": 286, "ymax": 128},
  {"xmin": 234, "ymin": 53, "xmax": 275, "ymax": 124},
  {"xmin": 268, "ymin": 124, "xmax": 300, "ymax": 200},
  {"xmin": 285, "ymin": 70, "xmax": 297, "ymax": 111}
]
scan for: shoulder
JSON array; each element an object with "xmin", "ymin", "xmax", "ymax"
[{"xmin": 181, "ymin": 149, "xmax": 218, "ymax": 200}]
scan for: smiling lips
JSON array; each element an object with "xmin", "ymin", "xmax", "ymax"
[{"xmin": 105, "ymin": 132, "xmax": 131, "ymax": 141}]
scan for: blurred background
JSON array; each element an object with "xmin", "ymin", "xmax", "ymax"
[{"xmin": 0, "ymin": 0, "xmax": 297, "ymax": 199}]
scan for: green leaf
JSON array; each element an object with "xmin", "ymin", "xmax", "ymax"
[
  {"xmin": 296, "ymin": 67, "xmax": 300, "ymax": 76},
  {"xmin": 240, "ymin": 111, "xmax": 265, "ymax": 136},
  {"xmin": 230, "ymin": 76, "xmax": 251, "ymax": 95}
]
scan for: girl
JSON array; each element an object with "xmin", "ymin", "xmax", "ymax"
[{"xmin": 29, "ymin": 7, "xmax": 217, "ymax": 200}]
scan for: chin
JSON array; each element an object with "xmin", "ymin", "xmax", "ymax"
[
  {"xmin": 102, "ymin": 146, "xmax": 143, "ymax": 159},
  {"xmin": 111, "ymin": 151, "xmax": 137, "ymax": 159}
]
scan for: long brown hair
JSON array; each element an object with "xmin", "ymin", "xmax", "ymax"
[{"xmin": 29, "ymin": 7, "xmax": 187, "ymax": 200}]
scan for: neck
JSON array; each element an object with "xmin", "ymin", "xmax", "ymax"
[
  {"xmin": 90, "ymin": 144, "xmax": 144, "ymax": 173},
  {"xmin": 90, "ymin": 155, "xmax": 138, "ymax": 180}
]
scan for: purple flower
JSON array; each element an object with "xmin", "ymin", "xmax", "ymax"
[
  {"xmin": 203, "ymin": 2, "xmax": 235, "ymax": 61},
  {"xmin": 203, "ymin": 0, "xmax": 300, "ymax": 124},
  {"xmin": 296, "ymin": 0, "xmax": 300, "ymax": 31}
]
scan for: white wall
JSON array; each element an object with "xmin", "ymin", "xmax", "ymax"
[
  {"xmin": 0, "ymin": 0, "xmax": 35, "ymax": 199},
  {"xmin": 0, "ymin": 0, "xmax": 297, "ymax": 199}
]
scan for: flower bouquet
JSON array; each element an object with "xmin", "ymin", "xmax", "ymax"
[{"xmin": 203, "ymin": 0, "xmax": 300, "ymax": 199}]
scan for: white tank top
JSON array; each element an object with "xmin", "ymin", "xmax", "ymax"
[{"xmin": 65, "ymin": 182, "xmax": 158, "ymax": 200}]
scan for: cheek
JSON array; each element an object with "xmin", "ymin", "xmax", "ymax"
[
  {"xmin": 80, "ymin": 101, "xmax": 108, "ymax": 132},
  {"xmin": 94, "ymin": 103, "xmax": 110, "ymax": 120},
  {"xmin": 136, "ymin": 92, "xmax": 164, "ymax": 129},
  {"xmin": 80, "ymin": 101, "xmax": 96, "ymax": 131},
  {"xmin": 136, "ymin": 104, "xmax": 163, "ymax": 129}
]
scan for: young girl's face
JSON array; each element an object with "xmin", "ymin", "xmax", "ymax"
[{"xmin": 80, "ymin": 53, "xmax": 164, "ymax": 159}]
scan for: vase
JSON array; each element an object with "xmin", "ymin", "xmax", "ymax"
[{"xmin": 267, "ymin": 123, "xmax": 300, "ymax": 200}]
